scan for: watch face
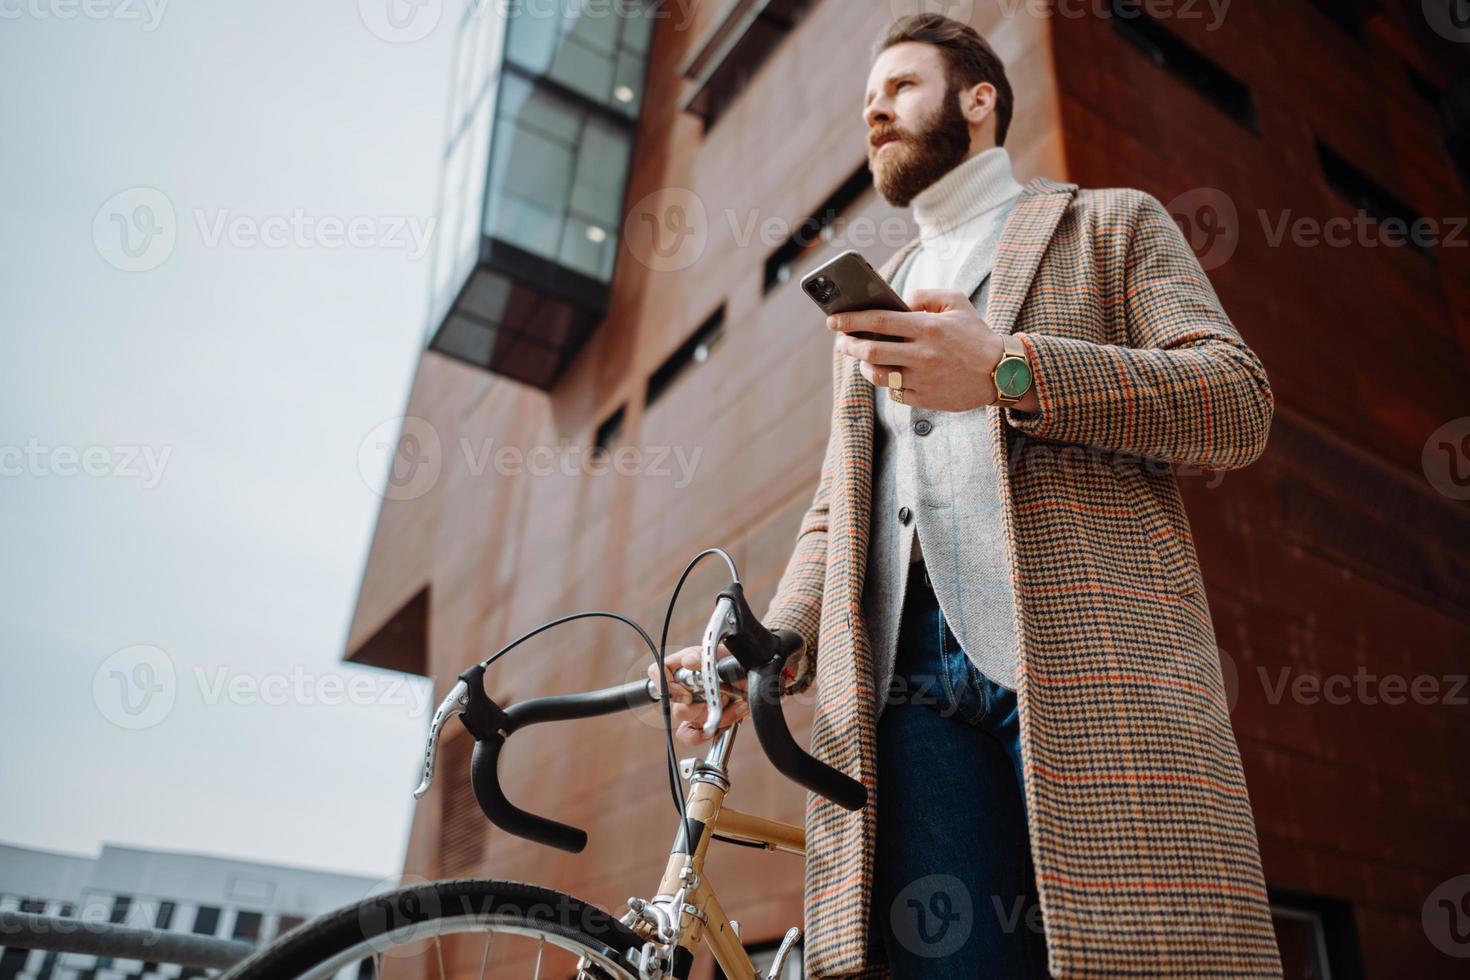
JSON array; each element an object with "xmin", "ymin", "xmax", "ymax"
[{"xmin": 995, "ymin": 356, "xmax": 1033, "ymax": 398}]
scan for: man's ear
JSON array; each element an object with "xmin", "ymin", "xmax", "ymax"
[{"xmin": 962, "ymin": 81, "xmax": 997, "ymax": 126}]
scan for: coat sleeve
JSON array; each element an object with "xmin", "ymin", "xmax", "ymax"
[
  {"xmin": 1003, "ymin": 191, "xmax": 1274, "ymax": 470},
  {"xmin": 759, "ymin": 343, "xmax": 843, "ymax": 696}
]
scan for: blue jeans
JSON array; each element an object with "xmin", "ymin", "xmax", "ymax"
[{"xmin": 870, "ymin": 562, "xmax": 1049, "ymax": 979}]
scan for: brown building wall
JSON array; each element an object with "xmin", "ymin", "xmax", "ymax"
[{"xmin": 347, "ymin": 2, "xmax": 1469, "ymax": 976}]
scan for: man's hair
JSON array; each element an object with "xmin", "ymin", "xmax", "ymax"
[{"xmin": 874, "ymin": 13, "xmax": 1014, "ymax": 147}]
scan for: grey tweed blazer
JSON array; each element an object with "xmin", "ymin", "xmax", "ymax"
[{"xmin": 865, "ymin": 194, "xmax": 1022, "ymax": 713}]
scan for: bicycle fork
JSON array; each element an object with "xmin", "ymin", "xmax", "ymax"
[{"xmin": 614, "ymin": 724, "xmax": 803, "ymax": 980}]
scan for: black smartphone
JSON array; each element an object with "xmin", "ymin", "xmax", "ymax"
[{"xmin": 799, "ymin": 249, "xmax": 909, "ymax": 342}]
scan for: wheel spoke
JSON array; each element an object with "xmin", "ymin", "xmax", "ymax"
[
  {"xmin": 533, "ymin": 934, "xmax": 545, "ymax": 979},
  {"xmin": 478, "ymin": 929, "xmax": 493, "ymax": 979},
  {"xmin": 434, "ymin": 934, "xmax": 446, "ymax": 980}
]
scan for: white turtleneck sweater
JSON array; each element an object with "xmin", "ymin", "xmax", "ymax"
[
  {"xmin": 893, "ymin": 145, "xmax": 1023, "ymax": 566},
  {"xmin": 904, "ymin": 144, "xmax": 1025, "ymax": 300}
]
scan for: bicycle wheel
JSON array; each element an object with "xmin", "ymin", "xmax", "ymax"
[{"xmin": 220, "ymin": 879, "xmax": 645, "ymax": 979}]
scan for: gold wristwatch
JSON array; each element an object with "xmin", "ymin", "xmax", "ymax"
[{"xmin": 991, "ymin": 334, "xmax": 1034, "ymax": 408}]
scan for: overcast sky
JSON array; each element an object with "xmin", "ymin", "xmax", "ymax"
[{"xmin": 0, "ymin": 0, "xmax": 474, "ymax": 881}]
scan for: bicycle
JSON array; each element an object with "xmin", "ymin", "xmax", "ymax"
[{"xmin": 220, "ymin": 549, "xmax": 867, "ymax": 979}]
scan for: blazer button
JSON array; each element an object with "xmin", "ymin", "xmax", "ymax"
[
  {"xmin": 898, "ymin": 506, "xmax": 912, "ymax": 525},
  {"xmin": 912, "ymin": 418, "xmax": 933, "ymax": 436}
]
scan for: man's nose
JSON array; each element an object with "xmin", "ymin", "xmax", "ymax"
[{"xmin": 864, "ymin": 100, "xmax": 892, "ymax": 129}]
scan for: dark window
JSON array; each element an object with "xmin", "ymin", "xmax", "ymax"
[
  {"xmin": 0, "ymin": 948, "xmax": 31, "ymax": 980},
  {"xmin": 232, "ymin": 910, "xmax": 264, "ymax": 943},
  {"xmin": 192, "ymin": 906, "xmax": 222, "ymax": 936},
  {"xmin": 1444, "ymin": 74, "xmax": 1470, "ymax": 186},
  {"xmin": 680, "ymin": 0, "xmax": 821, "ymax": 130},
  {"xmin": 646, "ymin": 307, "xmax": 726, "ymax": 408},
  {"xmin": 1316, "ymin": 141, "xmax": 1436, "ymax": 261},
  {"xmin": 109, "ymin": 894, "xmax": 132, "ymax": 924},
  {"xmin": 765, "ymin": 163, "xmax": 874, "ymax": 294},
  {"xmin": 1269, "ymin": 889, "xmax": 1364, "ymax": 980},
  {"xmin": 155, "ymin": 900, "xmax": 176, "ymax": 929},
  {"xmin": 1404, "ymin": 63, "xmax": 1443, "ymax": 108},
  {"xmin": 18, "ymin": 899, "xmax": 44, "ymax": 914},
  {"xmin": 1302, "ymin": 0, "xmax": 1378, "ymax": 38},
  {"xmin": 593, "ymin": 405, "xmax": 626, "ymax": 458},
  {"xmin": 274, "ymin": 913, "xmax": 306, "ymax": 939},
  {"xmin": 1110, "ymin": 0, "xmax": 1259, "ymax": 131}
]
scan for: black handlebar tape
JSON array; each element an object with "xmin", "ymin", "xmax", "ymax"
[
  {"xmin": 454, "ymin": 663, "xmax": 654, "ymax": 854},
  {"xmin": 747, "ymin": 629, "xmax": 869, "ymax": 812},
  {"xmin": 714, "ymin": 653, "xmax": 747, "ymax": 686},
  {"xmin": 470, "ymin": 734, "xmax": 588, "ymax": 853},
  {"xmin": 504, "ymin": 678, "xmax": 656, "ymax": 729}
]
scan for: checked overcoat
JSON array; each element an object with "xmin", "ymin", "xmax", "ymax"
[{"xmin": 761, "ymin": 176, "xmax": 1284, "ymax": 978}]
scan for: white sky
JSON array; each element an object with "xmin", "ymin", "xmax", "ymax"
[{"xmin": 0, "ymin": 0, "xmax": 472, "ymax": 881}]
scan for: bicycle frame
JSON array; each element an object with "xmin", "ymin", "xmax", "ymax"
[{"xmin": 619, "ymin": 719, "xmax": 804, "ymax": 980}]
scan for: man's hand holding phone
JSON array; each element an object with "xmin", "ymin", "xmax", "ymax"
[{"xmin": 828, "ymin": 288, "xmax": 1039, "ymax": 414}]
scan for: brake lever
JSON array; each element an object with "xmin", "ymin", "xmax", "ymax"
[
  {"xmin": 700, "ymin": 596, "xmax": 739, "ymax": 738},
  {"xmin": 413, "ymin": 679, "xmax": 470, "ymax": 799}
]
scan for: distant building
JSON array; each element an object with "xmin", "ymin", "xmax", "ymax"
[{"xmin": 0, "ymin": 843, "xmax": 378, "ymax": 980}]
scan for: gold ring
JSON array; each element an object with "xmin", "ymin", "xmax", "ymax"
[{"xmin": 887, "ymin": 369, "xmax": 903, "ymax": 403}]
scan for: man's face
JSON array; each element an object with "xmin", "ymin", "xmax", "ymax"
[{"xmin": 864, "ymin": 42, "xmax": 974, "ymax": 209}]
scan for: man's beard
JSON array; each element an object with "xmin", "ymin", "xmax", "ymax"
[{"xmin": 870, "ymin": 89, "xmax": 973, "ymax": 209}]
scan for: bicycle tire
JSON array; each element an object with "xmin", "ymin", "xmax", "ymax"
[{"xmin": 219, "ymin": 878, "xmax": 646, "ymax": 979}]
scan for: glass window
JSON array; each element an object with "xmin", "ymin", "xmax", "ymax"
[
  {"xmin": 232, "ymin": 910, "xmax": 264, "ymax": 943},
  {"xmin": 192, "ymin": 906, "xmax": 222, "ymax": 936}
]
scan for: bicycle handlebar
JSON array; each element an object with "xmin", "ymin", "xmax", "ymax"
[{"xmin": 423, "ymin": 581, "xmax": 868, "ymax": 853}]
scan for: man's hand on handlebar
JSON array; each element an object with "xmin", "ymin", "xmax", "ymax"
[{"xmin": 647, "ymin": 644, "xmax": 749, "ymax": 745}]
